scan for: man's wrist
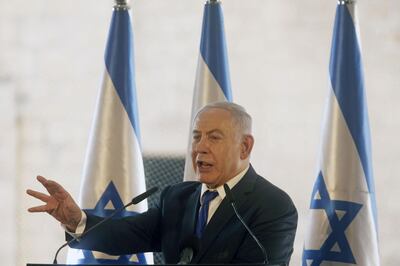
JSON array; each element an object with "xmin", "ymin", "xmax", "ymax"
[
  {"xmin": 63, "ymin": 211, "xmax": 87, "ymax": 236},
  {"xmin": 65, "ymin": 211, "xmax": 83, "ymax": 232},
  {"xmin": 66, "ymin": 224, "xmax": 78, "ymax": 233}
]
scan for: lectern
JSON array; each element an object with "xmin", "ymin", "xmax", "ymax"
[
  {"xmin": 27, "ymin": 264, "xmax": 272, "ymax": 266},
  {"xmin": 26, "ymin": 263, "xmax": 286, "ymax": 266}
]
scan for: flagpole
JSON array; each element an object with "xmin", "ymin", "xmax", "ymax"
[
  {"xmin": 337, "ymin": 0, "xmax": 356, "ymax": 4},
  {"xmin": 114, "ymin": 0, "xmax": 130, "ymax": 10}
]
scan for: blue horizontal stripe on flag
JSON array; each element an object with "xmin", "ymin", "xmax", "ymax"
[
  {"xmin": 200, "ymin": 2, "xmax": 232, "ymax": 101},
  {"xmin": 105, "ymin": 10, "xmax": 141, "ymax": 142}
]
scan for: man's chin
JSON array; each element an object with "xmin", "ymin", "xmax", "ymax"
[
  {"xmin": 196, "ymin": 174, "xmax": 220, "ymax": 188},
  {"xmin": 197, "ymin": 173, "xmax": 212, "ymax": 183}
]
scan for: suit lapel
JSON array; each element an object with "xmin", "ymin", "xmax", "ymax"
[
  {"xmin": 192, "ymin": 166, "xmax": 258, "ymax": 263},
  {"xmin": 180, "ymin": 184, "xmax": 201, "ymax": 244}
]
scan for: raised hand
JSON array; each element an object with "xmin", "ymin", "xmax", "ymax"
[{"xmin": 27, "ymin": 175, "xmax": 82, "ymax": 232}]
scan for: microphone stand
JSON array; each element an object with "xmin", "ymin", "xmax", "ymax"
[{"xmin": 223, "ymin": 184, "xmax": 268, "ymax": 265}]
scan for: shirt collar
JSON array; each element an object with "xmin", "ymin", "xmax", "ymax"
[{"xmin": 200, "ymin": 165, "xmax": 250, "ymax": 201}]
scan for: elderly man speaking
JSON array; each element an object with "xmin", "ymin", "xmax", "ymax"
[{"xmin": 27, "ymin": 102, "xmax": 297, "ymax": 265}]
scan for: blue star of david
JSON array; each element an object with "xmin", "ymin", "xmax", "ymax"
[
  {"xmin": 76, "ymin": 181, "xmax": 147, "ymax": 265},
  {"xmin": 302, "ymin": 172, "xmax": 363, "ymax": 266}
]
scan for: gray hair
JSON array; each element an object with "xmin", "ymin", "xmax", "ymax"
[{"xmin": 195, "ymin": 101, "xmax": 252, "ymax": 135}]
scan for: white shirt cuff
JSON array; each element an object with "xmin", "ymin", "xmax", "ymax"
[{"xmin": 62, "ymin": 210, "xmax": 87, "ymax": 238}]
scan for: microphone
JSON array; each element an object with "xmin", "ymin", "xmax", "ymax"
[
  {"xmin": 223, "ymin": 184, "xmax": 269, "ymax": 265},
  {"xmin": 52, "ymin": 186, "xmax": 158, "ymax": 264},
  {"xmin": 178, "ymin": 235, "xmax": 200, "ymax": 264},
  {"xmin": 130, "ymin": 186, "xmax": 158, "ymax": 204}
]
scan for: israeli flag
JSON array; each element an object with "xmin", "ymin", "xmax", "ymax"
[
  {"xmin": 66, "ymin": 4, "xmax": 152, "ymax": 265},
  {"xmin": 183, "ymin": 0, "xmax": 233, "ymax": 181},
  {"xmin": 302, "ymin": 2, "xmax": 379, "ymax": 265}
]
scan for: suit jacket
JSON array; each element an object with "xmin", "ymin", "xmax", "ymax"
[{"xmin": 69, "ymin": 165, "xmax": 298, "ymax": 265}]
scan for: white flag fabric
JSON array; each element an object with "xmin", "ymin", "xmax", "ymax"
[
  {"xmin": 302, "ymin": 2, "xmax": 379, "ymax": 266},
  {"xmin": 183, "ymin": 1, "xmax": 233, "ymax": 181},
  {"xmin": 66, "ymin": 6, "xmax": 153, "ymax": 265}
]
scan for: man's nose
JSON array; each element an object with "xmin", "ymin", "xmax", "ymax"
[{"xmin": 194, "ymin": 136, "xmax": 209, "ymax": 153}]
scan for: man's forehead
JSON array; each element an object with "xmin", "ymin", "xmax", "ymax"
[
  {"xmin": 192, "ymin": 109, "xmax": 235, "ymax": 131},
  {"xmin": 196, "ymin": 108, "xmax": 232, "ymax": 121}
]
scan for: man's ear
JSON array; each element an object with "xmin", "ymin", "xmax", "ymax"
[{"xmin": 240, "ymin": 134, "xmax": 254, "ymax": 160}]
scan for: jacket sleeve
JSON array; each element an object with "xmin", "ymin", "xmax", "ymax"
[{"xmin": 67, "ymin": 206, "xmax": 162, "ymax": 255}]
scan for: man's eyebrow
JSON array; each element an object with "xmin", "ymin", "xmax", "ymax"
[
  {"xmin": 207, "ymin": 129, "xmax": 224, "ymax": 135},
  {"xmin": 192, "ymin": 129, "xmax": 224, "ymax": 135}
]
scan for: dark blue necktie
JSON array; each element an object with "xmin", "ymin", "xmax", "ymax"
[{"xmin": 196, "ymin": 190, "xmax": 219, "ymax": 238}]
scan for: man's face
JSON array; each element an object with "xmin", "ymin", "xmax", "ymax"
[{"xmin": 191, "ymin": 108, "xmax": 244, "ymax": 188}]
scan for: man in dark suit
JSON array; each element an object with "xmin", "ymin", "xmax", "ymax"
[{"xmin": 27, "ymin": 102, "xmax": 297, "ymax": 265}]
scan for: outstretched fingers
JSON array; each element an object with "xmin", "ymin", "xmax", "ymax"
[
  {"xmin": 26, "ymin": 188, "xmax": 58, "ymax": 213},
  {"xmin": 28, "ymin": 204, "xmax": 54, "ymax": 213},
  {"xmin": 26, "ymin": 189, "xmax": 50, "ymax": 203},
  {"xmin": 36, "ymin": 175, "xmax": 68, "ymax": 201}
]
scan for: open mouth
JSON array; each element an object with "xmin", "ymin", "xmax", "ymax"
[{"xmin": 196, "ymin": 160, "xmax": 213, "ymax": 170}]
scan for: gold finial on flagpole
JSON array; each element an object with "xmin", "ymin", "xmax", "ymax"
[{"xmin": 114, "ymin": 0, "xmax": 130, "ymax": 10}]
